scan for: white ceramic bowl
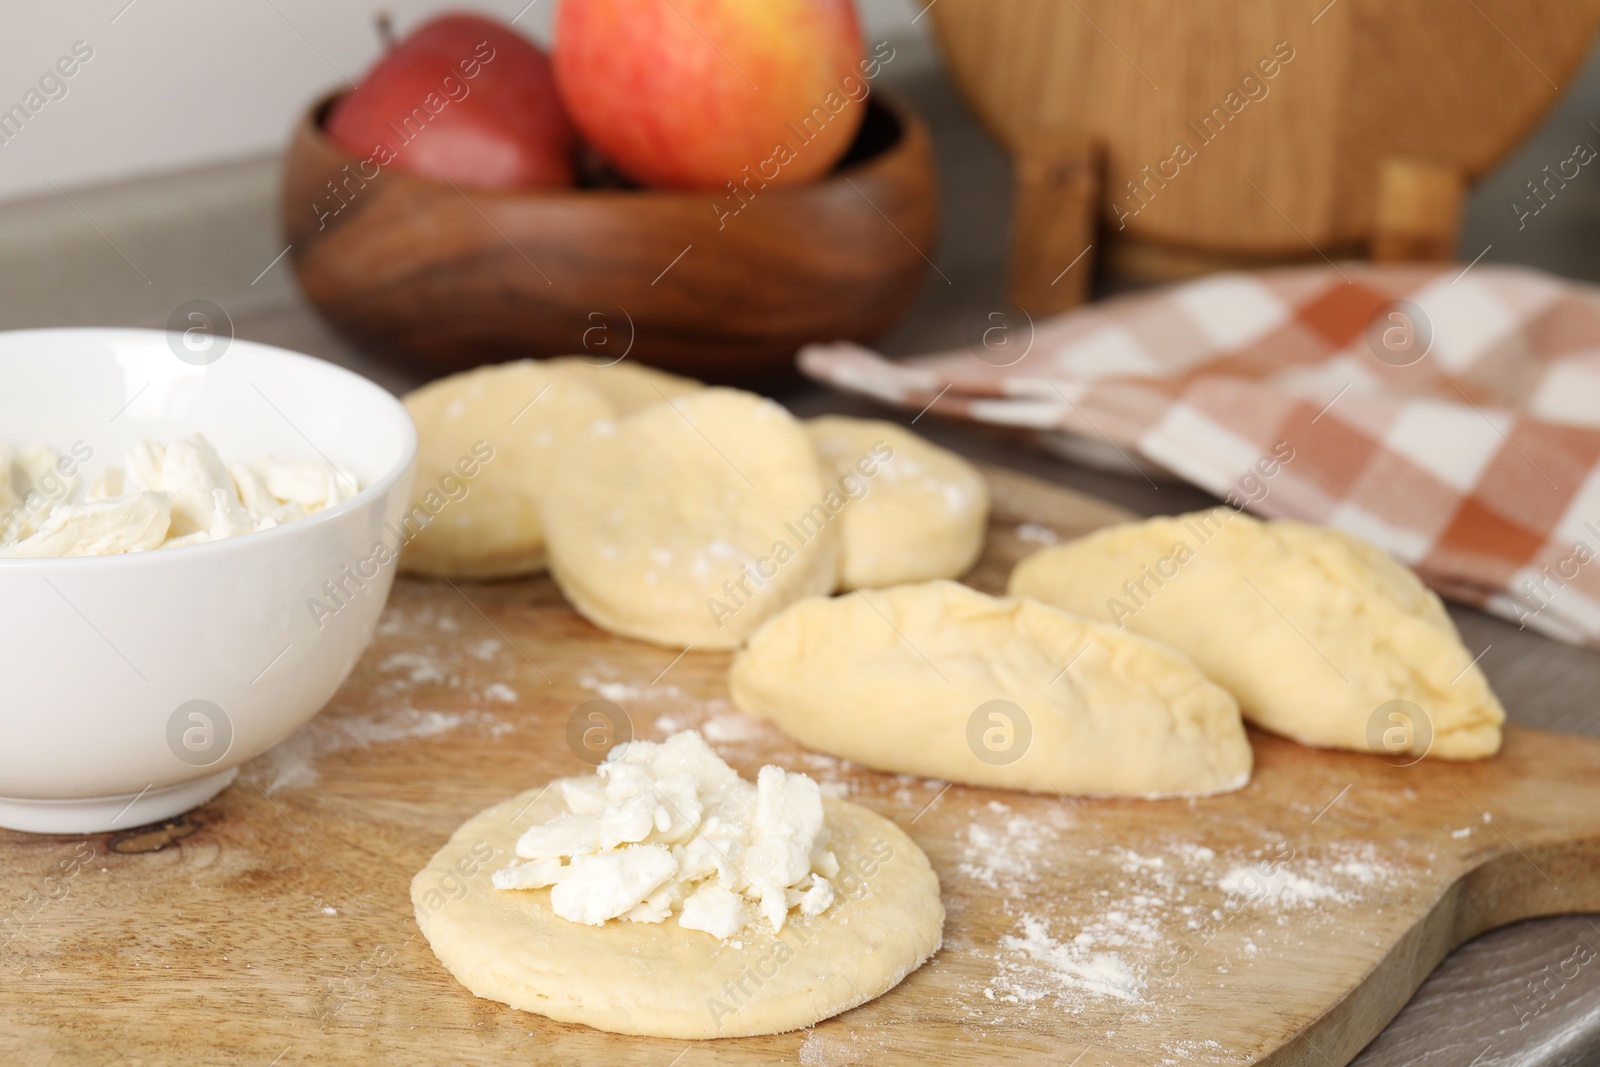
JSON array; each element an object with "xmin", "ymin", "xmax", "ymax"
[{"xmin": 0, "ymin": 329, "xmax": 417, "ymax": 833}]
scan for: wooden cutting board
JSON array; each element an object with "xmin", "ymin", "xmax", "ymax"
[{"xmin": 3, "ymin": 466, "xmax": 1598, "ymax": 1066}]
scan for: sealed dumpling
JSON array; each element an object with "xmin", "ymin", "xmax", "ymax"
[
  {"xmin": 729, "ymin": 580, "xmax": 1251, "ymax": 797},
  {"xmin": 1008, "ymin": 510, "xmax": 1505, "ymax": 760}
]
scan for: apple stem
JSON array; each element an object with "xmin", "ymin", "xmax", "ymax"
[{"xmin": 375, "ymin": 11, "xmax": 396, "ymax": 50}]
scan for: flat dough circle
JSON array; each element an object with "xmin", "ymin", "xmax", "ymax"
[
  {"xmin": 412, "ymin": 784, "xmax": 944, "ymax": 1039},
  {"xmin": 541, "ymin": 356, "xmax": 703, "ymax": 415},
  {"xmin": 1008, "ymin": 510, "xmax": 1506, "ymax": 759},
  {"xmin": 730, "ymin": 580, "xmax": 1252, "ymax": 797},
  {"xmin": 401, "ymin": 362, "xmax": 613, "ymax": 579},
  {"xmin": 541, "ymin": 388, "xmax": 840, "ymax": 648},
  {"xmin": 806, "ymin": 416, "xmax": 990, "ymax": 589}
]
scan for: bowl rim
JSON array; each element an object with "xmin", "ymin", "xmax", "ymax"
[
  {"xmin": 0, "ymin": 327, "xmax": 419, "ymax": 571},
  {"xmin": 294, "ymin": 87, "xmax": 926, "ymax": 203}
]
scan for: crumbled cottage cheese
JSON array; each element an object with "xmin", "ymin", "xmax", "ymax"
[
  {"xmin": 493, "ymin": 731, "xmax": 839, "ymax": 939},
  {"xmin": 0, "ymin": 434, "xmax": 356, "ymax": 557}
]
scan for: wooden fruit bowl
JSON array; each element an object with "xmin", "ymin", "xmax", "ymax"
[{"xmin": 281, "ymin": 92, "xmax": 937, "ymax": 381}]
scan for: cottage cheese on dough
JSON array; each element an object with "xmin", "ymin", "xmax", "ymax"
[
  {"xmin": 413, "ymin": 733, "xmax": 944, "ymax": 1039},
  {"xmin": 493, "ymin": 731, "xmax": 838, "ymax": 938}
]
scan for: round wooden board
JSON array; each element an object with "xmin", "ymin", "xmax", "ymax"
[
  {"xmin": 2, "ymin": 466, "xmax": 1598, "ymax": 1065},
  {"xmin": 930, "ymin": 0, "xmax": 1600, "ymax": 253}
]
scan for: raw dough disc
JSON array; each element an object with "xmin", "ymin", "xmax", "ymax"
[
  {"xmin": 542, "ymin": 356, "xmax": 703, "ymax": 415},
  {"xmin": 541, "ymin": 388, "xmax": 840, "ymax": 649},
  {"xmin": 806, "ymin": 416, "xmax": 989, "ymax": 589},
  {"xmin": 400, "ymin": 362, "xmax": 613, "ymax": 579},
  {"xmin": 412, "ymin": 784, "xmax": 944, "ymax": 1039},
  {"xmin": 729, "ymin": 580, "xmax": 1252, "ymax": 796},
  {"xmin": 1008, "ymin": 509, "xmax": 1505, "ymax": 759}
]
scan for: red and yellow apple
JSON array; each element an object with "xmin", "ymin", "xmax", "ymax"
[
  {"xmin": 327, "ymin": 14, "xmax": 575, "ymax": 189},
  {"xmin": 554, "ymin": 0, "xmax": 866, "ymax": 190}
]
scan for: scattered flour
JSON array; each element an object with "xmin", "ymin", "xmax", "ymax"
[
  {"xmin": 795, "ymin": 752, "xmax": 854, "ymax": 798},
  {"xmin": 578, "ymin": 674, "xmax": 684, "ymax": 704},
  {"xmin": 592, "ymin": 681, "xmax": 637, "ymax": 702},
  {"xmin": 798, "ymin": 752, "xmax": 848, "ymax": 773},
  {"xmin": 987, "ymin": 914, "xmax": 1145, "ymax": 1005},
  {"xmin": 958, "ymin": 813, "xmax": 1064, "ymax": 891},
  {"xmin": 1217, "ymin": 865, "xmax": 1340, "ymax": 906},
  {"xmin": 1157, "ymin": 1038, "xmax": 1227, "ymax": 1065},
  {"xmin": 378, "ymin": 651, "xmax": 448, "ymax": 686},
  {"xmin": 1014, "ymin": 522, "xmax": 1060, "ymax": 545},
  {"xmin": 375, "ymin": 602, "xmax": 461, "ymax": 638},
  {"xmin": 798, "ymin": 1027, "xmax": 890, "ymax": 1066},
  {"xmin": 1171, "ymin": 843, "xmax": 1216, "ymax": 865},
  {"xmin": 1214, "ymin": 841, "xmax": 1395, "ymax": 907},
  {"xmin": 699, "ymin": 712, "xmax": 771, "ymax": 743},
  {"xmin": 964, "ymin": 831, "xmax": 1404, "ymax": 1032},
  {"xmin": 797, "ymin": 1030, "xmax": 832, "ymax": 1067},
  {"xmin": 1331, "ymin": 860, "xmax": 1383, "ymax": 885},
  {"xmin": 482, "ymin": 683, "xmax": 518, "ymax": 703},
  {"xmin": 248, "ymin": 706, "xmax": 508, "ymax": 794}
]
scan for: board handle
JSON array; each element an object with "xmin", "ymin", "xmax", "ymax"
[
  {"xmin": 1008, "ymin": 131, "xmax": 1102, "ymax": 316},
  {"xmin": 1371, "ymin": 158, "xmax": 1465, "ymax": 262}
]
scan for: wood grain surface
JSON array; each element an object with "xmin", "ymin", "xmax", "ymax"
[{"xmin": 2, "ymin": 466, "xmax": 1598, "ymax": 1065}]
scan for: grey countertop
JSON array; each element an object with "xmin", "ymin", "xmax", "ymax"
[{"xmin": 3, "ymin": 31, "xmax": 1599, "ymax": 1067}]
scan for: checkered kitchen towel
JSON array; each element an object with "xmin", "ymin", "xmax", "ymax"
[{"xmin": 801, "ymin": 263, "xmax": 1600, "ymax": 647}]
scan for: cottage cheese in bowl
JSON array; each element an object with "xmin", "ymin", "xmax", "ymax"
[
  {"xmin": 0, "ymin": 435, "xmax": 357, "ymax": 557},
  {"xmin": 0, "ymin": 328, "xmax": 418, "ymax": 834}
]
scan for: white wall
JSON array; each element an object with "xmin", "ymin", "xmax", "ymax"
[{"xmin": 0, "ymin": 0, "xmax": 923, "ymax": 202}]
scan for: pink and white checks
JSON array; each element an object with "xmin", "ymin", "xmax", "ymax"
[{"xmin": 800, "ymin": 263, "xmax": 1600, "ymax": 647}]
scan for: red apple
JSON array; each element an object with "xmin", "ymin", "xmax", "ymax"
[
  {"xmin": 327, "ymin": 13, "xmax": 575, "ymax": 189},
  {"xmin": 554, "ymin": 0, "xmax": 866, "ymax": 190}
]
